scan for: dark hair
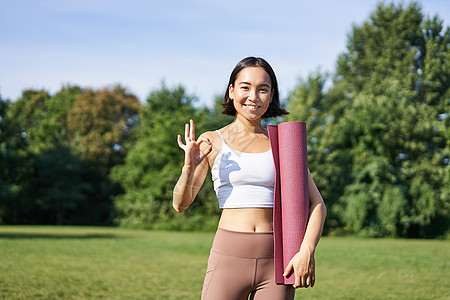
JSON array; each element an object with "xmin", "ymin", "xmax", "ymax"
[{"xmin": 222, "ymin": 57, "xmax": 288, "ymax": 118}]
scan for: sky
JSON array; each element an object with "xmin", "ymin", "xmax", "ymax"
[{"xmin": 1, "ymin": 0, "xmax": 449, "ymax": 107}]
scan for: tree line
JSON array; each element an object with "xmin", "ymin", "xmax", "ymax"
[{"xmin": 0, "ymin": 2, "xmax": 448, "ymax": 238}]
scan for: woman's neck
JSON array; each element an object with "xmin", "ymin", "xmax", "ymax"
[{"xmin": 231, "ymin": 115, "xmax": 265, "ymax": 134}]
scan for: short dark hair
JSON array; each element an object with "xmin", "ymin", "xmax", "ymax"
[{"xmin": 222, "ymin": 57, "xmax": 288, "ymax": 118}]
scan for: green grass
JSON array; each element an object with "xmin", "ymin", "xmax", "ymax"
[{"xmin": 0, "ymin": 226, "xmax": 448, "ymax": 299}]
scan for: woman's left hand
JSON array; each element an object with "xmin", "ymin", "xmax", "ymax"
[{"xmin": 283, "ymin": 243, "xmax": 316, "ymax": 288}]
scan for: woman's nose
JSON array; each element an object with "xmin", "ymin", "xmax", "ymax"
[{"xmin": 248, "ymin": 89, "xmax": 258, "ymax": 101}]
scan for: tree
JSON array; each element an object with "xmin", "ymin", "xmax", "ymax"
[
  {"xmin": 66, "ymin": 85, "xmax": 141, "ymax": 167},
  {"xmin": 111, "ymin": 85, "xmax": 228, "ymax": 230},
  {"xmin": 285, "ymin": 72, "xmax": 353, "ymax": 234},
  {"xmin": 2, "ymin": 85, "xmax": 140, "ymax": 225},
  {"xmin": 287, "ymin": 2, "xmax": 449, "ymax": 237},
  {"xmin": 0, "ymin": 96, "xmax": 17, "ymax": 222},
  {"xmin": 33, "ymin": 145, "xmax": 94, "ymax": 225},
  {"xmin": 65, "ymin": 85, "xmax": 141, "ymax": 224},
  {"xmin": 1, "ymin": 90, "xmax": 50, "ymax": 223},
  {"xmin": 32, "ymin": 85, "xmax": 83, "ymax": 151}
]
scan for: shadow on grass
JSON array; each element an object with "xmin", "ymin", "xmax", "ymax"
[{"xmin": 0, "ymin": 233, "xmax": 125, "ymax": 239}]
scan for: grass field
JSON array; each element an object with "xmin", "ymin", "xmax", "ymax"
[{"xmin": 0, "ymin": 226, "xmax": 448, "ymax": 299}]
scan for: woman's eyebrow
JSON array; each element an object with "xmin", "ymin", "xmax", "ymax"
[{"xmin": 238, "ymin": 81, "xmax": 271, "ymax": 88}]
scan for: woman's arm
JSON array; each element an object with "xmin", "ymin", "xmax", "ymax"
[
  {"xmin": 172, "ymin": 120, "xmax": 212, "ymax": 213},
  {"xmin": 301, "ymin": 169, "xmax": 327, "ymax": 251},
  {"xmin": 284, "ymin": 169, "xmax": 327, "ymax": 288},
  {"xmin": 172, "ymin": 161, "xmax": 210, "ymax": 213}
]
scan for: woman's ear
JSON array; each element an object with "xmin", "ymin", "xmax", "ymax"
[
  {"xmin": 229, "ymin": 84, "xmax": 234, "ymax": 99},
  {"xmin": 270, "ymin": 89, "xmax": 274, "ymax": 102}
]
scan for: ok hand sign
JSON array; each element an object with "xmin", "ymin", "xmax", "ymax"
[{"xmin": 177, "ymin": 119, "xmax": 212, "ymax": 169}]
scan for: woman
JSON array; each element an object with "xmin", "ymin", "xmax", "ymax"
[{"xmin": 173, "ymin": 57, "xmax": 326, "ymax": 300}]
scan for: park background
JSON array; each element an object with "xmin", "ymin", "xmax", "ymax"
[{"xmin": 0, "ymin": 1, "xmax": 449, "ymax": 299}]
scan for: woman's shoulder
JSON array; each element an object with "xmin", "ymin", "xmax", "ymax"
[
  {"xmin": 199, "ymin": 130, "xmax": 223, "ymax": 167},
  {"xmin": 200, "ymin": 124, "xmax": 231, "ymax": 141},
  {"xmin": 200, "ymin": 130, "xmax": 219, "ymax": 142},
  {"xmin": 199, "ymin": 130, "xmax": 223, "ymax": 152}
]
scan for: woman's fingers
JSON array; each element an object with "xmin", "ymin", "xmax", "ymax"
[
  {"xmin": 283, "ymin": 256, "xmax": 316, "ymax": 289},
  {"xmin": 196, "ymin": 136, "xmax": 211, "ymax": 146},
  {"xmin": 177, "ymin": 135, "xmax": 185, "ymax": 149},
  {"xmin": 283, "ymin": 256, "xmax": 315, "ymax": 288},
  {"xmin": 179, "ymin": 124, "xmax": 212, "ymax": 159},
  {"xmin": 295, "ymin": 275, "xmax": 309, "ymax": 289},
  {"xmin": 295, "ymin": 276, "xmax": 301, "ymax": 288},
  {"xmin": 197, "ymin": 137, "xmax": 212, "ymax": 159},
  {"xmin": 283, "ymin": 261, "xmax": 293, "ymax": 278},
  {"xmin": 184, "ymin": 120, "xmax": 196, "ymax": 143},
  {"xmin": 306, "ymin": 276, "xmax": 312, "ymax": 287},
  {"xmin": 189, "ymin": 119, "xmax": 195, "ymax": 141},
  {"xmin": 298, "ymin": 271, "xmax": 314, "ymax": 288},
  {"xmin": 184, "ymin": 123, "xmax": 190, "ymax": 142},
  {"xmin": 199, "ymin": 144, "xmax": 212, "ymax": 160},
  {"xmin": 179, "ymin": 121, "xmax": 213, "ymax": 164}
]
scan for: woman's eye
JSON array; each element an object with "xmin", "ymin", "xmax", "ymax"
[
  {"xmin": 260, "ymin": 89, "xmax": 268, "ymax": 93},
  {"xmin": 241, "ymin": 86, "xmax": 249, "ymax": 90}
]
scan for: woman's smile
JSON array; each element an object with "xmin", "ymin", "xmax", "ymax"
[
  {"xmin": 229, "ymin": 66, "xmax": 273, "ymax": 121},
  {"xmin": 243, "ymin": 104, "xmax": 261, "ymax": 110}
]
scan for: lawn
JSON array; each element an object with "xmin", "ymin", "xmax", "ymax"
[{"xmin": 0, "ymin": 226, "xmax": 448, "ymax": 299}]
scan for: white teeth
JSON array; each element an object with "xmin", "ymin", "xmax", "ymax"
[{"xmin": 244, "ymin": 104, "xmax": 258, "ymax": 109}]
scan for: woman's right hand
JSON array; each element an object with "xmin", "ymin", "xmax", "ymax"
[{"xmin": 177, "ymin": 119, "xmax": 212, "ymax": 169}]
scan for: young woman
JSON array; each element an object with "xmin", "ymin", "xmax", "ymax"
[{"xmin": 173, "ymin": 57, "xmax": 326, "ymax": 300}]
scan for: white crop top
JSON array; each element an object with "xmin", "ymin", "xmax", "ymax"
[{"xmin": 211, "ymin": 130, "xmax": 275, "ymax": 209}]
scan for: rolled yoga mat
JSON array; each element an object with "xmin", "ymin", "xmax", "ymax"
[{"xmin": 268, "ymin": 122, "xmax": 309, "ymax": 285}]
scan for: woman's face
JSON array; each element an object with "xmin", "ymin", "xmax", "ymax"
[{"xmin": 229, "ymin": 66, "xmax": 273, "ymax": 122}]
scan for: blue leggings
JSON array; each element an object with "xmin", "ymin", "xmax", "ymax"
[{"xmin": 201, "ymin": 228, "xmax": 295, "ymax": 300}]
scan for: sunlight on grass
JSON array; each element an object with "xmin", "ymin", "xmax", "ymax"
[{"xmin": 0, "ymin": 226, "xmax": 448, "ymax": 299}]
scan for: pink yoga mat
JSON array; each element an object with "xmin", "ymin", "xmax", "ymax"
[{"xmin": 268, "ymin": 122, "xmax": 309, "ymax": 285}]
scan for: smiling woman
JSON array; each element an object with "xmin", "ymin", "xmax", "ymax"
[
  {"xmin": 230, "ymin": 66, "xmax": 272, "ymax": 119},
  {"xmin": 172, "ymin": 57, "xmax": 327, "ymax": 299},
  {"xmin": 221, "ymin": 57, "xmax": 287, "ymax": 119}
]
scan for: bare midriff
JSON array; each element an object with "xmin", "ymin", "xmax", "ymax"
[{"xmin": 218, "ymin": 208, "xmax": 273, "ymax": 232}]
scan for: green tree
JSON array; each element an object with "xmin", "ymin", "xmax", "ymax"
[
  {"xmin": 0, "ymin": 96, "xmax": 17, "ymax": 222},
  {"xmin": 111, "ymin": 85, "xmax": 228, "ymax": 230},
  {"xmin": 2, "ymin": 85, "xmax": 140, "ymax": 225},
  {"xmin": 4, "ymin": 87, "xmax": 98, "ymax": 225},
  {"xmin": 286, "ymin": 72, "xmax": 353, "ymax": 234},
  {"xmin": 287, "ymin": 2, "xmax": 449, "ymax": 237},
  {"xmin": 66, "ymin": 85, "xmax": 141, "ymax": 167},
  {"xmin": 6, "ymin": 86, "xmax": 83, "ymax": 153},
  {"xmin": 65, "ymin": 85, "xmax": 141, "ymax": 224},
  {"xmin": 32, "ymin": 85, "xmax": 83, "ymax": 151},
  {"xmin": 33, "ymin": 145, "xmax": 94, "ymax": 225},
  {"xmin": 1, "ymin": 90, "xmax": 49, "ymax": 223},
  {"xmin": 7, "ymin": 89, "xmax": 51, "ymax": 150}
]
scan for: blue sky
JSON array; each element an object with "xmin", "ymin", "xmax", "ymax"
[{"xmin": 1, "ymin": 0, "xmax": 449, "ymax": 107}]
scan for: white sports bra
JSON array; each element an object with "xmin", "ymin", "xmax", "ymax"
[{"xmin": 211, "ymin": 130, "xmax": 275, "ymax": 209}]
